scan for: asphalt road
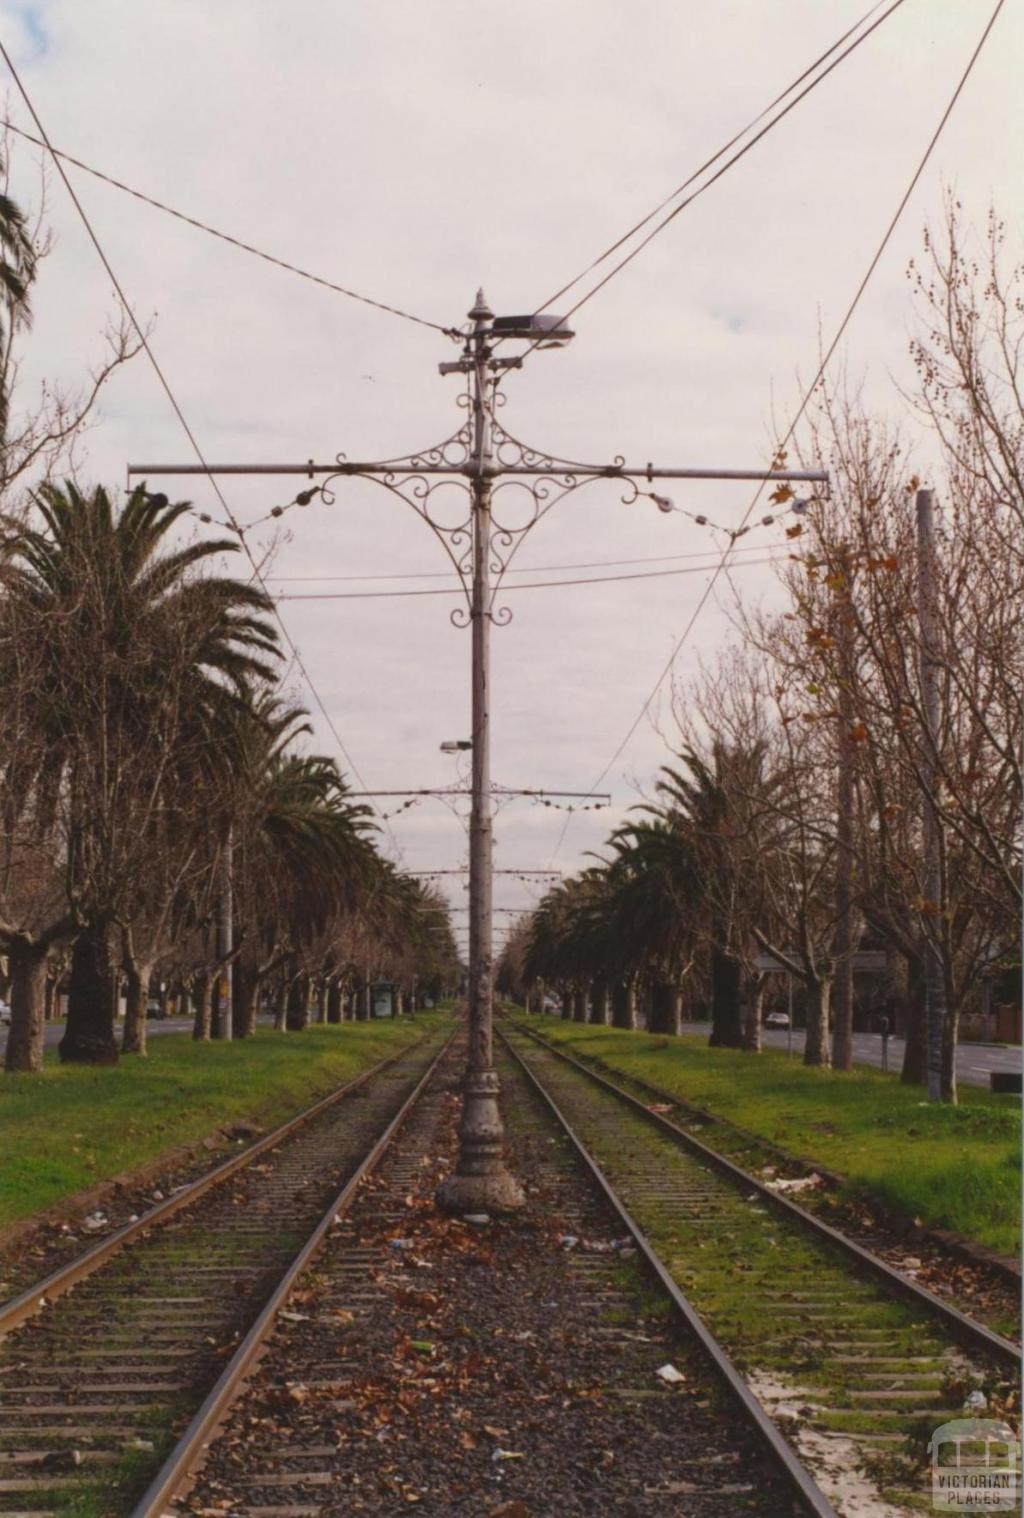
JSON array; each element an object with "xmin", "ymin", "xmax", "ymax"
[
  {"xmin": 0, "ymin": 1017, "xmax": 197, "ymax": 1054},
  {"xmin": 678, "ymin": 1021, "xmax": 1022, "ymax": 1087}
]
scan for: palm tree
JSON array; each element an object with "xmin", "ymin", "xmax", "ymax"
[
  {"xmin": 0, "ymin": 481, "xmax": 279, "ymax": 1065},
  {"xmin": 227, "ymin": 691, "xmax": 379, "ymax": 1037},
  {"xmin": 0, "ymin": 166, "xmax": 36, "ymax": 438},
  {"xmin": 638, "ymin": 744, "xmax": 789, "ymax": 1048},
  {"xmin": 602, "ymin": 816, "xmax": 699, "ymax": 1033}
]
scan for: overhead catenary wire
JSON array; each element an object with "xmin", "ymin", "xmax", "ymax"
[
  {"xmin": 263, "ymin": 539, "xmax": 778, "ymax": 583},
  {"xmin": 548, "ymin": 0, "xmax": 1008, "ymax": 868},
  {"xmin": 273, "ymin": 554, "xmax": 784, "ymax": 601},
  {"xmin": 506, "ymin": 0, "xmax": 910, "ymax": 367},
  {"xmin": 0, "ymin": 42, "xmax": 400, "ymax": 852},
  {"xmin": 0, "ymin": 116, "xmax": 455, "ymax": 337},
  {"xmin": 528, "ymin": 0, "xmax": 891, "ymax": 321}
]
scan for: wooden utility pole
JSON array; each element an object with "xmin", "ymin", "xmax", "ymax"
[
  {"xmin": 832, "ymin": 574, "xmax": 855, "ymax": 1071},
  {"xmin": 212, "ymin": 827, "xmax": 233, "ymax": 1041},
  {"xmin": 916, "ymin": 488, "xmax": 947, "ymax": 1102}
]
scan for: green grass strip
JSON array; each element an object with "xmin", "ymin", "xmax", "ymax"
[
  {"xmin": 515, "ymin": 1015, "xmax": 1021, "ymax": 1257},
  {"xmin": 0, "ymin": 1013, "xmax": 451, "ymax": 1229}
]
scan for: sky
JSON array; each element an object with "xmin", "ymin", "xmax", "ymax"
[{"xmin": 0, "ymin": 0, "xmax": 1018, "ymax": 955}]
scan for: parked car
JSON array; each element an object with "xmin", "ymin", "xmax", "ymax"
[
  {"xmin": 0, "ymin": 1000, "xmax": 11, "ymax": 1025},
  {"xmin": 765, "ymin": 1010, "xmax": 791, "ymax": 1030},
  {"xmin": 145, "ymin": 999, "xmax": 167, "ymax": 1020}
]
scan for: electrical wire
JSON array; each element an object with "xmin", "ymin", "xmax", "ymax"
[
  {"xmin": 0, "ymin": 42, "xmax": 400, "ymax": 853},
  {"xmin": 274, "ymin": 553, "xmax": 783, "ymax": 601},
  {"xmin": 529, "ymin": 0, "xmax": 890, "ymax": 321},
  {"xmin": 547, "ymin": 0, "xmax": 1007, "ymax": 867},
  {"xmin": 263, "ymin": 539, "xmax": 776, "ymax": 583},
  {"xmin": 0, "ymin": 116, "xmax": 455, "ymax": 337},
  {"xmin": 507, "ymin": 0, "xmax": 910, "ymax": 369}
]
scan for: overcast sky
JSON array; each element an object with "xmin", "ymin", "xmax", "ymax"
[{"xmin": 0, "ymin": 0, "xmax": 1018, "ymax": 951}]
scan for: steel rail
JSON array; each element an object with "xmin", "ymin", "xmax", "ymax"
[
  {"xmin": 0, "ymin": 1029, "xmax": 441, "ymax": 1338},
  {"xmin": 129, "ymin": 1032, "xmax": 456, "ymax": 1518},
  {"xmin": 498, "ymin": 1027, "xmax": 840, "ymax": 1518},
  {"xmin": 507, "ymin": 1020, "xmax": 1021, "ymax": 1367}
]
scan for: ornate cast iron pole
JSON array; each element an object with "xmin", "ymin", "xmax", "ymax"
[
  {"xmin": 128, "ymin": 289, "xmax": 828, "ymax": 1215},
  {"xmin": 436, "ymin": 291, "xmax": 525, "ymax": 1212}
]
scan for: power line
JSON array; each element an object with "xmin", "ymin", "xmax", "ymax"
[
  {"xmin": 0, "ymin": 43, "xmax": 400, "ymax": 854},
  {"xmin": 548, "ymin": 0, "xmax": 1007, "ymax": 867},
  {"xmin": 275, "ymin": 554, "xmax": 783, "ymax": 602},
  {"xmin": 263, "ymin": 539, "xmax": 776, "ymax": 583},
  {"xmin": 530, "ymin": 0, "xmax": 891, "ymax": 321},
  {"xmin": 0, "ymin": 116, "xmax": 455, "ymax": 338},
  {"xmin": 506, "ymin": 0, "xmax": 909, "ymax": 367}
]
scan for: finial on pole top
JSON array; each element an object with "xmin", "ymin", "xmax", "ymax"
[{"xmin": 468, "ymin": 288, "xmax": 493, "ymax": 323}]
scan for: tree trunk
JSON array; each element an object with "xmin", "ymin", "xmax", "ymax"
[
  {"xmin": 44, "ymin": 974, "xmax": 57, "ymax": 1023},
  {"xmin": 611, "ymin": 981, "xmax": 637, "ymax": 1030},
  {"xmin": 315, "ymin": 980, "xmax": 328, "ymax": 1024},
  {"xmin": 900, "ymin": 951, "xmax": 927, "ymax": 1084},
  {"xmin": 273, "ymin": 978, "xmax": 287, "ymax": 1030},
  {"xmin": 327, "ymin": 979, "xmax": 343, "ymax": 1024},
  {"xmin": 741, "ymin": 978, "xmax": 764, "ymax": 1052},
  {"xmin": 356, "ymin": 976, "xmax": 371, "ymax": 1022},
  {"xmin": 832, "ymin": 953, "xmax": 854, "ymax": 1072},
  {"xmin": 803, "ymin": 978, "xmax": 832, "ymax": 1068},
  {"xmin": 572, "ymin": 987, "xmax": 587, "ymax": 1023},
  {"xmin": 648, "ymin": 980, "xmax": 681, "ymax": 1035},
  {"xmin": 60, "ymin": 919, "xmax": 119, "ymax": 1065},
  {"xmin": 233, "ymin": 959, "xmax": 258, "ymax": 1039},
  {"xmin": 122, "ymin": 950, "xmax": 153, "ymax": 1056},
  {"xmin": 4, "ymin": 939, "xmax": 48, "ymax": 1073},
  {"xmin": 708, "ymin": 947, "xmax": 743, "ymax": 1047},
  {"xmin": 589, "ymin": 980, "xmax": 610, "ymax": 1025},
  {"xmin": 286, "ymin": 973, "xmax": 311, "ymax": 1032},
  {"xmin": 192, "ymin": 973, "xmax": 212, "ymax": 1041}
]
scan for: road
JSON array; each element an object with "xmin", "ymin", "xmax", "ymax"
[
  {"xmin": 678, "ymin": 1021, "xmax": 1021, "ymax": 1088},
  {"xmin": 0, "ymin": 1017, "xmax": 198, "ymax": 1055}
]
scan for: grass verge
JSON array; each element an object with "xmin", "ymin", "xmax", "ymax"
[
  {"xmin": 514, "ymin": 1015, "xmax": 1020, "ymax": 1257},
  {"xmin": 0, "ymin": 1012, "xmax": 451, "ymax": 1229}
]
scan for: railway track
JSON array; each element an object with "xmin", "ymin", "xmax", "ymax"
[
  {"xmin": 152, "ymin": 1037, "xmax": 821, "ymax": 1517},
  {"xmin": 0, "ymin": 1025, "xmax": 452, "ymax": 1518},
  {"xmin": 3, "ymin": 1015, "xmax": 1016, "ymax": 1516},
  {"xmin": 501, "ymin": 1022, "xmax": 1021, "ymax": 1515}
]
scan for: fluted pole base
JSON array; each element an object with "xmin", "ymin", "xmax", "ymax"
[{"xmin": 435, "ymin": 1066, "xmax": 525, "ymax": 1214}]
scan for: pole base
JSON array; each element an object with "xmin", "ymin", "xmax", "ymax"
[
  {"xmin": 435, "ymin": 1065, "xmax": 526, "ymax": 1215},
  {"xmin": 435, "ymin": 1167, "xmax": 525, "ymax": 1215}
]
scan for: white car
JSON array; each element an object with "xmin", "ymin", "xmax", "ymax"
[
  {"xmin": 0, "ymin": 1000, "xmax": 11, "ymax": 1025},
  {"xmin": 765, "ymin": 1010, "xmax": 790, "ymax": 1030}
]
